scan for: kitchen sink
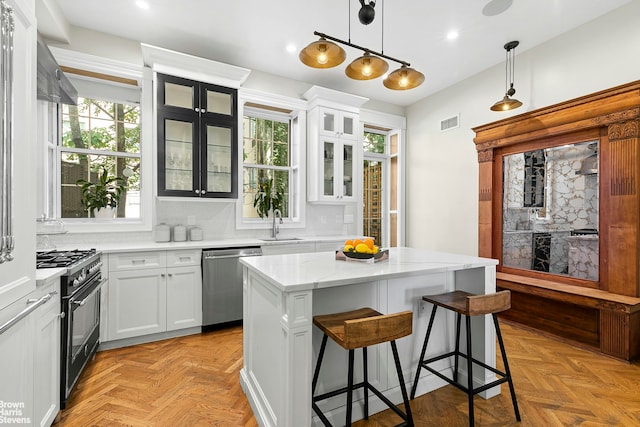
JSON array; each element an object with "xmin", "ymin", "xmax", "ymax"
[{"xmin": 260, "ymin": 237, "xmax": 304, "ymax": 241}]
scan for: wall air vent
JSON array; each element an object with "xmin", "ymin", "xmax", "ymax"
[{"xmin": 440, "ymin": 114, "xmax": 459, "ymax": 131}]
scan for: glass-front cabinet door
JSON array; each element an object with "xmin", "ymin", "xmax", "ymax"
[
  {"xmin": 162, "ymin": 117, "xmax": 196, "ymax": 192},
  {"xmin": 343, "ymin": 142, "xmax": 353, "ymax": 198},
  {"xmin": 321, "ymin": 137, "xmax": 354, "ymax": 201},
  {"xmin": 204, "ymin": 120, "xmax": 236, "ymax": 195},
  {"xmin": 320, "ymin": 108, "xmax": 358, "ymax": 139},
  {"xmin": 157, "ymin": 73, "xmax": 237, "ymax": 198},
  {"xmin": 323, "ymin": 140, "xmax": 335, "ymax": 197}
]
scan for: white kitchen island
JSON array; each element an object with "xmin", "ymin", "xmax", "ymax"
[{"xmin": 240, "ymin": 247, "xmax": 499, "ymax": 426}]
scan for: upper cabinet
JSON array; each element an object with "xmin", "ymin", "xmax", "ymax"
[
  {"xmin": 303, "ymin": 86, "xmax": 368, "ymax": 203},
  {"xmin": 319, "ymin": 108, "xmax": 358, "ymax": 140},
  {"xmin": 157, "ymin": 73, "xmax": 238, "ymax": 198}
]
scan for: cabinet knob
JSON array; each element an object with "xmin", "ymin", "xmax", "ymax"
[
  {"xmin": 194, "ymin": 189, "xmax": 201, "ymax": 195},
  {"xmin": 200, "ymin": 190, "xmax": 206, "ymax": 195},
  {"xmin": 201, "ymin": 109, "xmax": 206, "ymax": 114},
  {"xmin": 194, "ymin": 107, "xmax": 200, "ymax": 113},
  {"xmin": 161, "ymin": 273, "xmax": 166, "ymax": 278}
]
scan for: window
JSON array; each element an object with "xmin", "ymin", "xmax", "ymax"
[
  {"xmin": 238, "ymin": 95, "xmax": 305, "ymax": 229},
  {"xmin": 60, "ymin": 96, "xmax": 141, "ymax": 219},
  {"xmin": 362, "ymin": 126, "xmax": 400, "ymax": 248},
  {"xmin": 363, "ymin": 130, "xmax": 387, "ymax": 245}
]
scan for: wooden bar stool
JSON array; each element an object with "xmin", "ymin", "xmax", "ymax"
[
  {"xmin": 410, "ymin": 290, "xmax": 521, "ymax": 426},
  {"xmin": 312, "ymin": 308, "xmax": 414, "ymax": 427}
]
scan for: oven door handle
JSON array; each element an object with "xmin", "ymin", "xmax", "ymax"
[{"xmin": 70, "ymin": 279, "xmax": 105, "ymax": 307}]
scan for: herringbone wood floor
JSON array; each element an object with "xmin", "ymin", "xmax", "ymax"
[{"xmin": 55, "ymin": 321, "xmax": 640, "ymax": 427}]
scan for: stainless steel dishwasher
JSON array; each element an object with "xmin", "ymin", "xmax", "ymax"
[{"xmin": 202, "ymin": 246, "xmax": 262, "ymax": 328}]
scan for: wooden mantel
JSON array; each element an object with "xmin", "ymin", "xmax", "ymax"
[{"xmin": 472, "ymin": 81, "xmax": 640, "ymax": 361}]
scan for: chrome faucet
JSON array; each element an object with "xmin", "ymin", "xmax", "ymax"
[{"xmin": 272, "ymin": 209, "xmax": 283, "ymax": 239}]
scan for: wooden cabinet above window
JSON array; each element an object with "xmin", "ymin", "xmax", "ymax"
[{"xmin": 157, "ymin": 73, "xmax": 238, "ymax": 198}]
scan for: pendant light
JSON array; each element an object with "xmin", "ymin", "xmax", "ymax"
[
  {"xmin": 383, "ymin": 65, "xmax": 425, "ymax": 90},
  {"xmin": 299, "ymin": 0, "xmax": 424, "ymax": 90},
  {"xmin": 299, "ymin": 37, "xmax": 346, "ymax": 69},
  {"xmin": 491, "ymin": 40, "xmax": 522, "ymax": 111},
  {"xmin": 345, "ymin": 51, "xmax": 388, "ymax": 80}
]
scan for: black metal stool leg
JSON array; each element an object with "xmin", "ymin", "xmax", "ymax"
[
  {"xmin": 346, "ymin": 349, "xmax": 355, "ymax": 426},
  {"xmin": 312, "ymin": 334, "xmax": 328, "ymax": 394},
  {"xmin": 465, "ymin": 315, "xmax": 474, "ymax": 427},
  {"xmin": 363, "ymin": 346, "xmax": 369, "ymax": 419},
  {"xmin": 493, "ymin": 314, "xmax": 521, "ymax": 422},
  {"xmin": 411, "ymin": 305, "xmax": 438, "ymax": 399},
  {"xmin": 391, "ymin": 340, "xmax": 414, "ymax": 427},
  {"xmin": 454, "ymin": 312, "xmax": 462, "ymax": 383}
]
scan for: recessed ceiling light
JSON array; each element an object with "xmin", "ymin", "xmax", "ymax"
[
  {"xmin": 286, "ymin": 44, "xmax": 297, "ymax": 53},
  {"xmin": 446, "ymin": 30, "xmax": 459, "ymax": 41},
  {"xmin": 136, "ymin": 1, "xmax": 149, "ymax": 10}
]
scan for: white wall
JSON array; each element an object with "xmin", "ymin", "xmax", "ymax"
[{"xmin": 405, "ymin": 0, "xmax": 640, "ymax": 256}]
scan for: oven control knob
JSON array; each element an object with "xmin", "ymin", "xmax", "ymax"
[{"xmin": 73, "ymin": 278, "xmax": 80, "ymax": 287}]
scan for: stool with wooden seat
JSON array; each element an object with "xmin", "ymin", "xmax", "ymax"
[
  {"xmin": 312, "ymin": 308, "xmax": 414, "ymax": 427},
  {"xmin": 410, "ymin": 290, "xmax": 521, "ymax": 426}
]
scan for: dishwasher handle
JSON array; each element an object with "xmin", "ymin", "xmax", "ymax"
[{"xmin": 203, "ymin": 248, "xmax": 262, "ymax": 260}]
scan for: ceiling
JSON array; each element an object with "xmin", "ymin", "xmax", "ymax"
[{"xmin": 49, "ymin": 0, "xmax": 630, "ymax": 108}]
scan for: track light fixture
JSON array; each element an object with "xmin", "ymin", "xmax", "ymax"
[
  {"xmin": 299, "ymin": 1, "xmax": 424, "ymax": 91},
  {"xmin": 490, "ymin": 40, "xmax": 523, "ymax": 111}
]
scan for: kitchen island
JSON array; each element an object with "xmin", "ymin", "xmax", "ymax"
[{"xmin": 240, "ymin": 247, "xmax": 499, "ymax": 426}]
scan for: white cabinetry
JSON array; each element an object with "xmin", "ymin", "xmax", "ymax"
[
  {"xmin": 308, "ymin": 107, "xmax": 358, "ymax": 203},
  {"xmin": 166, "ymin": 251, "xmax": 202, "ymax": 331},
  {"xmin": 109, "ymin": 267, "xmax": 166, "ymax": 340},
  {"xmin": 261, "ymin": 242, "xmax": 316, "ymax": 256},
  {"xmin": 106, "ymin": 249, "xmax": 201, "ymax": 342},
  {"xmin": 0, "ymin": 297, "xmax": 35, "ymax": 424},
  {"xmin": 314, "ymin": 240, "xmax": 344, "ymax": 252},
  {"xmin": 34, "ymin": 280, "xmax": 62, "ymax": 427},
  {"xmin": 319, "ymin": 107, "xmax": 358, "ymax": 139},
  {"xmin": 303, "ymin": 86, "xmax": 367, "ymax": 204},
  {"xmin": 261, "ymin": 239, "xmax": 345, "ymax": 255}
]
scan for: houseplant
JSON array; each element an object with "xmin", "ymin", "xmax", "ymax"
[
  {"xmin": 76, "ymin": 166, "xmax": 127, "ymax": 218},
  {"xmin": 253, "ymin": 176, "xmax": 284, "ymax": 218}
]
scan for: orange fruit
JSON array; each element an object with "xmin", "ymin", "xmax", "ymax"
[
  {"xmin": 364, "ymin": 238, "xmax": 375, "ymax": 249},
  {"xmin": 352, "ymin": 239, "xmax": 363, "ymax": 248},
  {"xmin": 344, "ymin": 239, "xmax": 354, "ymax": 247}
]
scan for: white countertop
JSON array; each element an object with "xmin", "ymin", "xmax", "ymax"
[
  {"xmin": 46, "ymin": 235, "xmax": 349, "ymax": 254},
  {"xmin": 240, "ymin": 247, "xmax": 498, "ymax": 292},
  {"xmin": 36, "ymin": 267, "xmax": 67, "ymax": 285}
]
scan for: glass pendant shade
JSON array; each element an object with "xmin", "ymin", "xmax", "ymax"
[
  {"xmin": 345, "ymin": 52, "xmax": 388, "ymax": 80},
  {"xmin": 383, "ymin": 65, "xmax": 425, "ymax": 90},
  {"xmin": 490, "ymin": 95, "xmax": 523, "ymax": 111},
  {"xmin": 299, "ymin": 38, "xmax": 346, "ymax": 69}
]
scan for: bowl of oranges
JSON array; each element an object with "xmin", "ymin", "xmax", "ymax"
[{"xmin": 342, "ymin": 237, "xmax": 382, "ymax": 259}]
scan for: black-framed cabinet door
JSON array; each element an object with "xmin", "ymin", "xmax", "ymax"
[
  {"xmin": 158, "ymin": 111, "xmax": 201, "ymax": 197},
  {"xmin": 156, "ymin": 73, "xmax": 238, "ymax": 198},
  {"xmin": 200, "ymin": 117, "xmax": 237, "ymax": 198}
]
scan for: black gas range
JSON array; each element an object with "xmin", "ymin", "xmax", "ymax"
[{"xmin": 36, "ymin": 248, "xmax": 104, "ymax": 408}]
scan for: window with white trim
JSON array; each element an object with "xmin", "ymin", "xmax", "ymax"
[
  {"xmin": 60, "ymin": 74, "xmax": 142, "ymax": 219},
  {"xmin": 238, "ymin": 97, "xmax": 305, "ymax": 228}
]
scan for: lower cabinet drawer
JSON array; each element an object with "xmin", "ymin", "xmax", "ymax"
[
  {"xmin": 166, "ymin": 249, "xmax": 201, "ymax": 267},
  {"xmin": 109, "ymin": 251, "xmax": 167, "ymax": 271}
]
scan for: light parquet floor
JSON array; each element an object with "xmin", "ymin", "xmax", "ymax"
[{"xmin": 55, "ymin": 321, "xmax": 640, "ymax": 427}]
